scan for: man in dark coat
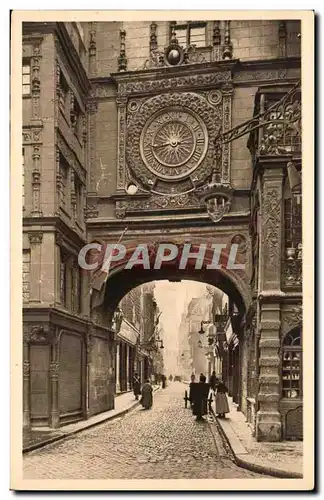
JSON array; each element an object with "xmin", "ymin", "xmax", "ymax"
[
  {"xmin": 132, "ymin": 372, "xmax": 141, "ymax": 400},
  {"xmin": 191, "ymin": 374, "xmax": 210, "ymax": 421}
]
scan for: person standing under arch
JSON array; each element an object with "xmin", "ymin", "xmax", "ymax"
[{"xmin": 191, "ymin": 374, "xmax": 210, "ymax": 421}]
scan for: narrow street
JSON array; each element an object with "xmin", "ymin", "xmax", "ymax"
[{"xmin": 23, "ymin": 382, "xmax": 269, "ymax": 480}]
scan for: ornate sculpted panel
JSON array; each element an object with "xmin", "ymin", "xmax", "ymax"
[
  {"xmin": 23, "ymin": 128, "xmax": 42, "ymax": 145},
  {"xmin": 115, "ymin": 192, "xmax": 204, "ymax": 217},
  {"xmin": 118, "ymin": 71, "xmax": 232, "ymax": 96},
  {"xmin": 234, "ymin": 69, "xmax": 289, "ymax": 83},
  {"xmin": 261, "ymin": 187, "xmax": 282, "ymax": 285}
]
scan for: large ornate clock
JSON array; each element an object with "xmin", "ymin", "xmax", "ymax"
[
  {"xmin": 125, "ymin": 91, "xmax": 223, "ymax": 196},
  {"xmin": 140, "ymin": 108, "xmax": 208, "ymax": 181}
]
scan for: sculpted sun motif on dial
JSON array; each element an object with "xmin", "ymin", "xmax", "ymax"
[{"xmin": 140, "ymin": 108, "xmax": 208, "ymax": 181}]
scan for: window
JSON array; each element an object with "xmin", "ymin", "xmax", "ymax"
[
  {"xmin": 59, "ymin": 72, "xmax": 69, "ymax": 113},
  {"xmin": 22, "ymin": 250, "xmax": 30, "ymax": 301},
  {"xmin": 22, "ymin": 62, "xmax": 31, "ymax": 95},
  {"xmin": 282, "ymin": 327, "xmax": 302, "ymax": 399},
  {"xmin": 22, "ymin": 148, "xmax": 25, "ymax": 209},
  {"xmin": 284, "ymin": 192, "xmax": 302, "ymax": 250},
  {"xmin": 171, "ymin": 21, "xmax": 207, "ymax": 48},
  {"xmin": 71, "ymin": 96, "xmax": 82, "ymax": 138}
]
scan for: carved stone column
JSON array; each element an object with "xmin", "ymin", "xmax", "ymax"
[
  {"xmin": 125, "ymin": 343, "xmax": 130, "ymax": 391},
  {"xmin": 212, "ymin": 21, "xmax": 221, "ymax": 61},
  {"xmin": 66, "ymin": 256, "xmax": 74, "ymax": 311},
  {"xmin": 87, "ymin": 102, "xmax": 98, "ymax": 194},
  {"xmin": 222, "ymin": 21, "xmax": 233, "ymax": 60},
  {"xmin": 116, "ymin": 96, "xmax": 127, "ymax": 192},
  {"xmin": 31, "ymin": 43, "xmax": 42, "ymax": 125},
  {"xmin": 28, "ymin": 232, "xmax": 43, "ymax": 302},
  {"xmin": 115, "ymin": 341, "xmax": 120, "ymax": 393},
  {"xmin": 55, "ymin": 147, "xmax": 63, "ymax": 215},
  {"xmin": 70, "ymin": 168, "xmax": 76, "ymax": 225},
  {"xmin": 23, "ymin": 328, "xmax": 30, "ymax": 427},
  {"xmin": 31, "ymin": 145, "xmax": 43, "ymax": 217},
  {"xmin": 89, "ymin": 22, "xmax": 97, "ymax": 78},
  {"xmin": 256, "ymin": 305, "xmax": 281, "ymax": 441},
  {"xmin": 256, "ymin": 162, "xmax": 285, "ymax": 441},
  {"xmin": 50, "ymin": 326, "xmax": 60, "ymax": 428},
  {"xmin": 260, "ymin": 163, "xmax": 285, "ymax": 293},
  {"xmin": 85, "ymin": 331, "xmax": 93, "ymax": 419},
  {"xmin": 221, "ymin": 83, "xmax": 233, "ymax": 184},
  {"xmin": 118, "ymin": 29, "xmax": 127, "ymax": 72},
  {"xmin": 278, "ymin": 21, "xmax": 287, "ymax": 58},
  {"xmin": 149, "ymin": 22, "xmax": 158, "ymax": 52}
]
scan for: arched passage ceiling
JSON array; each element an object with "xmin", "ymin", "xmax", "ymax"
[{"xmin": 101, "ymin": 264, "xmax": 250, "ymax": 317}]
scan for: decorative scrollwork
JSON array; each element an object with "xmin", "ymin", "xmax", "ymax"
[{"xmin": 215, "ymin": 81, "xmax": 301, "ymax": 154}]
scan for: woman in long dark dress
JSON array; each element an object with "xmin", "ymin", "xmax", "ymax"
[
  {"xmin": 141, "ymin": 379, "xmax": 153, "ymax": 409},
  {"xmin": 215, "ymin": 380, "xmax": 230, "ymax": 418}
]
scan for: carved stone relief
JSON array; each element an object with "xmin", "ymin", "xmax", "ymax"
[
  {"xmin": 262, "ymin": 187, "xmax": 282, "ymax": 284},
  {"xmin": 115, "ymin": 192, "xmax": 204, "ymax": 217},
  {"xmin": 118, "ymin": 71, "xmax": 232, "ymax": 97},
  {"xmin": 281, "ymin": 305, "xmax": 302, "ymax": 335},
  {"xmin": 22, "ymin": 128, "xmax": 42, "ymax": 144}
]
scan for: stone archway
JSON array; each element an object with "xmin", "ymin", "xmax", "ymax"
[{"xmin": 89, "ymin": 240, "xmax": 252, "ymax": 327}]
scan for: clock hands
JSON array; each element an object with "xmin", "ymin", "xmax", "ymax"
[{"xmin": 152, "ymin": 142, "xmax": 170, "ymax": 148}]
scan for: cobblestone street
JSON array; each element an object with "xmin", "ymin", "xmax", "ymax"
[{"xmin": 23, "ymin": 382, "xmax": 270, "ymax": 480}]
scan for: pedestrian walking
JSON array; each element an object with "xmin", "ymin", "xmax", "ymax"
[
  {"xmin": 209, "ymin": 371, "xmax": 219, "ymax": 393},
  {"xmin": 188, "ymin": 373, "xmax": 196, "ymax": 407},
  {"xmin": 191, "ymin": 374, "xmax": 210, "ymax": 421},
  {"xmin": 169, "ymin": 374, "xmax": 173, "ymax": 382},
  {"xmin": 140, "ymin": 379, "xmax": 153, "ymax": 409},
  {"xmin": 161, "ymin": 374, "xmax": 166, "ymax": 389},
  {"xmin": 132, "ymin": 372, "xmax": 141, "ymax": 400},
  {"xmin": 215, "ymin": 380, "xmax": 230, "ymax": 418}
]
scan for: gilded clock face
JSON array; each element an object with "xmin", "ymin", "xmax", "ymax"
[{"xmin": 140, "ymin": 108, "xmax": 208, "ymax": 181}]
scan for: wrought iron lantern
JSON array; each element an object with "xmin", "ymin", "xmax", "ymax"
[{"xmin": 198, "ymin": 160, "xmax": 234, "ymax": 223}]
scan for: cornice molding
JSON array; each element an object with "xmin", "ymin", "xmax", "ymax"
[{"xmin": 23, "ymin": 216, "xmax": 87, "ymax": 249}]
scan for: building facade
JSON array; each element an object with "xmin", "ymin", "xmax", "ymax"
[{"xmin": 22, "ymin": 19, "xmax": 302, "ymax": 440}]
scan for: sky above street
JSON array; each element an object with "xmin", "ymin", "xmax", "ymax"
[{"xmin": 154, "ymin": 280, "xmax": 207, "ymax": 374}]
